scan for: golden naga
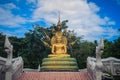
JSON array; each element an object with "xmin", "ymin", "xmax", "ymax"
[
  {"xmin": 41, "ymin": 15, "xmax": 77, "ymax": 57},
  {"xmin": 49, "ymin": 16, "xmax": 69, "ymax": 57}
]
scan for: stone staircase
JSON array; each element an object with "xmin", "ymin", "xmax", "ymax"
[{"xmin": 17, "ymin": 72, "xmax": 90, "ymax": 80}]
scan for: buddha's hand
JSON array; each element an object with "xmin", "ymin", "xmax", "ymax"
[{"xmin": 52, "ymin": 51, "xmax": 55, "ymax": 54}]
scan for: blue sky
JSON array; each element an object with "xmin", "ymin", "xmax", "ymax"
[{"xmin": 0, "ymin": 0, "xmax": 120, "ymax": 41}]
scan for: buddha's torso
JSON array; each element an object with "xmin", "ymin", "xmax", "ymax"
[{"xmin": 53, "ymin": 43, "xmax": 66, "ymax": 54}]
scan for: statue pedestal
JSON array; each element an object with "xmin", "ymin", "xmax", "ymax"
[
  {"xmin": 41, "ymin": 54, "xmax": 78, "ymax": 71},
  {"xmin": 48, "ymin": 53, "xmax": 70, "ymax": 58}
]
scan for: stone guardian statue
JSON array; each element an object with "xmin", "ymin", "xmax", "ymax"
[
  {"xmin": 4, "ymin": 36, "xmax": 13, "ymax": 80},
  {"xmin": 95, "ymin": 38, "xmax": 104, "ymax": 80}
]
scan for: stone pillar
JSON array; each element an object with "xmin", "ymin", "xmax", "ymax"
[
  {"xmin": 5, "ymin": 72, "xmax": 12, "ymax": 80},
  {"xmin": 4, "ymin": 36, "xmax": 13, "ymax": 80},
  {"xmin": 110, "ymin": 60, "xmax": 114, "ymax": 75},
  {"xmin": 95, "ymin": 38, "xmax": 104, "ymax": 80},
  {"xmin": 38, "ymin": 64, "xmax": 41, "ymax": 71}
]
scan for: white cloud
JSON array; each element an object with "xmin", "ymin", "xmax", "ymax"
[
  {"xmin": 0, "ymin": 3, "xmax": 19, "ymax": 10},
  {"xmin": 31, "ymin": 0, "xmax": 117, "ymax": 41},
  {"xmin": 0, "ymin": 27, "xmax": 28, "ymax": 37},
  {"xmin": 0, "ymin": 3, "xmax": 27, "ymax": 27},
  {"xmin": 0, "ymin": 0, "xmax": 118, "ymax": 41},
  {"xmin": 88, "ymin": 2, "xmax": 100, "ymax": 13}
]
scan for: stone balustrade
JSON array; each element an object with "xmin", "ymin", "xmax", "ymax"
[
  {"xmin": 0, "ymin": 36, "xmax": 24, "ymax": 80},
  {"xmin": 87, "ymin": 57, "xmax": 96, "ymax": 80},
  {"xmin": 0, "ymin": 57, "xmax": 23, "ymax": 80},
  {"xmin": 12, "ymin": 57, "xmax": 23, "ymax": 80},
  {"xmin": 87, "ymin": 57, "xmax": 120, "ymax": 80}
]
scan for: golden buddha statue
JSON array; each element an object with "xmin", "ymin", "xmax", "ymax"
[
  {"xmin": 41, "ymin": 14, "xmax": 78, "ymax": 71},
  {"xmin": 48, "ymin": 16, "xmax": 70, "ymax": 57},
  {"xmin": 41, "ymin": 14, "xmax": 76, "ymax": 58},
  {"xmin": 49, "ymin": 30, "xmax": 70, "ymax": 57},
  {"xmin": 52, "ymin": 32, "xmax": 67, "ymax": 54}
]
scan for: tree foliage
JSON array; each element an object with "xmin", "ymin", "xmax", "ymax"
[{"xmin": 0, "ymin": 21, "xmax": 120, "ymax": 69}]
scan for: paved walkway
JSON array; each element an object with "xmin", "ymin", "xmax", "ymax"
[{"xmin": 17, "ymin": 71, "xmax": 90, "ymax": 80}]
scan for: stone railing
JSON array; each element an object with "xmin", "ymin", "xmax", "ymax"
[
  {"xmin": 102, "ymin": 57, "xmax": 120, "ymax": 75},
  {"xmin": 12, "ymin": 57, "xmax": 23, "ymax": 80},
  {"xmin": 87, "ymin": 57, "xmax": 120, "ymax": 80},
  {"xmin": 87, "ymin": 57, "xmax": 96, "ymax": 80},
  {"xmin": 0, "ymin": 36, "xmax": 24, "ymax": 80},
  {"xmin": 0, "ymin": 57, "xmax": 6, "ymax": 80},
  {"xmin": 0, "ymin": 57, "xmax": 23, "ymax": 80}
]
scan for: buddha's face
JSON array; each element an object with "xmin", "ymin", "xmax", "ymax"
[{"xmin": 56, "ymin": 36, "xmax": 62, "ymax": 43}]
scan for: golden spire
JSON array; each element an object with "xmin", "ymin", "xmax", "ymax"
[
  {"xmin": 57, "ymin": 12, "xmax": 60, "ymax": 25},
  {"xmin": 57, "ymin": 12, "xmax": 61, "ymax": 31}
]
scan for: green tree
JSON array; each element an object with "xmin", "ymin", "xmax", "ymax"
[
  {"xmin": 112, "ymin": 37, "xmax": 120, "ymax": 58},
  {"xmin": 0, "ymin": 22, "xmax": 120, "ymax": 69}
]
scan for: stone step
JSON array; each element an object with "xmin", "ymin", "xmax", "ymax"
[
  {"xmin": 42, "ymin": 61, "xmax": 77, "ymax": 66},
  {"xmin": 42, "ymin": 58, "xmax": 77, "ymax": 62},
  {"xmin": 41, "ymin": 57, "xmax": 78, "ymax": 71},
  {"xmin": 41, "ymin": 66, "xmax": 78, "ymax": 71}
]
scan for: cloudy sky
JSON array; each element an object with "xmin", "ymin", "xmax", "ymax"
[{"xmin": 0, "ymin": 0, "xmax": 120, "ymax": 41}]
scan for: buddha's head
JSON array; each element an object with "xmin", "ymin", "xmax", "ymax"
[
  {"xmin": 55, "ymin": 32, "xmax": 63, "ymax": 43},
  {"xmin": 56, "ymin": 36, "xmax": 62, "ymax": 43}
]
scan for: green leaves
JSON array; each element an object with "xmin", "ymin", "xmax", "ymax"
[{"xmin": 0, "ymin": 24, "xmax": 120, "ymax": 69}]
